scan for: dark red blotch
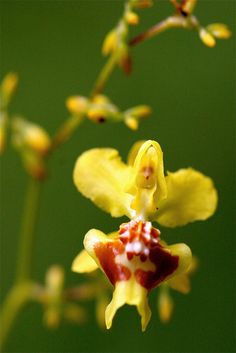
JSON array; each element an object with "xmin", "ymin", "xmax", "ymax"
[
  {"xmin": 94, "ymin": 240, "xmax": 131, "ymax": 286},
  {"xmin": 135, "ymin": 244, "xmax": 179, "ymax": 291}
]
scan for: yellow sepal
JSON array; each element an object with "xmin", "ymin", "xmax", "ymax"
[
  {"xmin": 72, "ymin": 249, "xmax": 98, "ymax": 273},
  {"xmin": 155, "ymin": 168, "xmax": 218, "ymax": 227}
]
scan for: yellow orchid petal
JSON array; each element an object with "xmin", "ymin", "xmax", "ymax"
[
  {"xmin": 167, "ymin": 255, "xmax": 198, "ymax": 294},
  {"xmin": 167, "ymin": 273, "xmax": 190, "ymax": 294},
  {"xmin": 72, "ymin": 249, "xmax": 98, "ymax": 273},
  {"xmin": 155, "ymin": 168, "xmax": 218, "ymax": 227},
  {"xmin": 73, "ymin": 148, "xmax": 133, "ymax": 218},
  {"xmin": 105, "ymin": 280, "xmax": 151, "ymax": 331},
  {"xmin": 127, "ymin": 140, "xmax": 145, "ymax": 166},
  {"xmin": 127, "ymin": 140, "xmax": 167, "ymax": 218}
]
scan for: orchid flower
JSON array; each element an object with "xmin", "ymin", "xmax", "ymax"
[{"xmin": 72, "ymin": 140, "xmax": 217, "ymax": 330}]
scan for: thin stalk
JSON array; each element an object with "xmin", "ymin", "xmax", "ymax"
[
  {"xmin": 0, "ymin": 283, "xmax": 32, "ymax": 350},
  {"xmin": 15, "ymin": 177, "xmax": 41, "ymax": 283},
  {"xmin": 90, "ymin": 54, "xmax": 117, "ymax": 98},
  {"xmin": 129, "ymin": 15, "xmax": 190, "ymax": 47}
]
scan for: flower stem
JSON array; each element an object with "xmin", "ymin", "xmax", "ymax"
[
  {"xmin": 129, "ymin": 15, "xmax": 198, "ymax": 47},
  {"xmin": 90, "ymin": 54, "xmax": 117, "ymax": 98},
  {"xmin": 15, "ymin": 177, "xmax": 42, "ymax": 283},
  {"xmin": 0, "ymin": 283, "xmax": 33, "ymax": 351}
]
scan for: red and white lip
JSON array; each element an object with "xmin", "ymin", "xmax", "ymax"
[{"xmin": 118, "ymin": 220, "xmax": 161, "ymax": 261}]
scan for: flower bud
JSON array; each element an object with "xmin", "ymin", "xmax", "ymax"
[
  {"xmin": 125, "ymin": 11, "xmax": 139, "ymax": 26},
  {"xmin": 46, "ymin": 265, "xmax": 65, "ymax": 294},
  {"xmin": 181, "ymin": 0, "xmax": 197, "ymax": 15},
  {"xmin": 102, "ymin": 30, "xmax": 118, "ymax": 56},
  {"xmin": 0, "ymin": 72, "xmax": 18, "ymax": 108},
  {"xmin": 92, "ymin": 94, "xmax": 110, "ymax": 105},
  {"xmin": 206, "ymin": 23, "xmax": 232, "ymax": 39},
  {"xmin": 0, "ymin": 112, "xmax": 7, "ymax": 153},
  {"xmin": 199, "ymin": 28, "xmax": 216, "ymax": 48},
  {"xmin": 125, "ymin": 116, "xmax": 138, "ymax": 130},
  {"xmin": 66, "ymin": 95, "xmax": 89, "ymax": 115},
  {"xmin": 158, "ymin": 287, "xmax": 174, "ymax": 323},
  {"xmin": 87, "ymin": 106, "xmax": 107, "ymax": 123},
  {"xmin": 24, "ymin": 124, "xmax": 51, "ymax": 155},
  {"xmin": 133, "ymin": 0, "xmax": 153, "ymax": 9}
]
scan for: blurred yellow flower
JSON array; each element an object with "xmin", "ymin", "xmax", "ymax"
[{"xmin": 72, "ymin": 140, "xmax": 217, "ymax": 330}]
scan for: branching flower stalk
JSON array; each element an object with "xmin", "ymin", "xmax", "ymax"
[{"xmin": 0, "ymin": 0, "xmax": 231, "ymax": 350}]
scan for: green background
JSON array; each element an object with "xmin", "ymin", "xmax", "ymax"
[{"xmin": 1, "ymin": 0, "xmax": 235, "ymax": 352}]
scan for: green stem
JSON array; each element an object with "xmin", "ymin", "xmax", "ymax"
[
  {"xmin": 0, "ymin": 283, "xmax": 33, "ymax": 351},
  {"xmin": 129, "ymin": 15, "xmax": 198, "ymax": 47},
  {"xmin": 90, "ymin": 54, "xmax": 117, "ymax": 98},
  {"xmin": 16, "ymin": 177, "xmax": 42, "ymax": 283}
]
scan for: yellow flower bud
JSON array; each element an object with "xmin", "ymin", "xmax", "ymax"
[
  {"xmin": 66, "ymin": 95, "xmax": 89, "ymax": 115},
  {"xmin": 206, "ymin": 23, "xmax": 232, "ymax": 39},
  {"xmin": 158, "ymin": 287, "xmax": 174, "ymax": 323},
  {"xmin": 181, "ymin": 0, "xmax": 197, "ymax": 15},
  {"xmin": 46, "ymin": 265, "xmax": 65, "ymax": 293},
  {"xmin": 125, "ymin": 11, "xmax": 139, "ymax": 26},
  {"xmin": 102, "ymin": 30, "xmax": 118, "ymax": 56},
  {"xmin": 133, "ymin": 0, "xmax": 153, "ymax": 9},
  {"xmin": 0, "ymin": 112, "xmax": 7, "ymax": 153},
  {"xmin": 199, "ymin": 28, "xmax": 216, "ymax": 48},
  {"xmin": 1, "ymin": 72, "xmax": 18, "ymax": 100},
  {"xmin": 87, "ymin": 107, "xmax": 107, "ymax": 123},
  {"xmin": 92, "ymin": 94, "xmax": 110, "ymax": 105},
  {"xmin": 24, "ymin": 124, "xmax": 51, "ymax": 154},
  {"xmin": 125, "ymin": 116, "xmax": 138, "ymax": 130}
]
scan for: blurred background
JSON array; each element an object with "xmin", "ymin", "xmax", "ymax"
[{"xmin": 0, "ymin": 1, "xmax": 235, "ymax": 352}]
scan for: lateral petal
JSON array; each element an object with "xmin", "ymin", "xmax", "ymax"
[
  {"xmin": 155, "ymin": 168, "xmax": 218, "ymax": 227},
  {"xmin": 73, "ymin": 148, "xmax": 133, "ymax": 218}
]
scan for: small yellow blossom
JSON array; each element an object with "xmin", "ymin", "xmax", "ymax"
[
  {"xmin": 199, "ymin": 28, "xmax": 216, "ymax": 48},
  {"xmin": 72, "ymin": 140, "xmax": 217, "ymax": 330},
  {"xmin": 206, "ymin": 23, "xmax": 232, "ymax": 39},
  {"xmin": 0, "ymin": 72, "xmax": 18, "ymax": 109},
  {"xmin": 125, "ymin": 11, "xmax": 139, "ymax": 26}
]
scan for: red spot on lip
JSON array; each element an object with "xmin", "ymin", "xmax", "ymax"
[
  {"xmin": 135, "ymin": 244, "xmax": 179, "ymax": 291},
  {"xmin": 94, "ymin": 240, "xmax": 131, "ymax": 286}
]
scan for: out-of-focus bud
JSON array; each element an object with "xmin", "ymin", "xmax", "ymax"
[
  {"xmin": 157, "ymin": 286, "xmax": 174, "ymax": 323},
  {"xmin": 12, "ymin": 117, "xmax": 51, "ymax": 155},
  {"xmin": 92, "ymin": 94, "xmax": 110, "ymax": 105},
  {"xmin": 0, "ymin": 112, "xmax": 7, "ymax": 153},
  {"xmin": 124, "ymin": 105, "xmax": 151, "ymax": 130},
  {"xmin": 24, "ymin": 124, "xmax": 51, "ymax": 155},
  {"xmin": 206, "ymin": 23, "xmax": 232, "ymax": 39},
  {"xmin": 125, "ymin": 11, "xmax": 139, "ymax": 26},
  {"xmin": 43, "ymin": 265, "xmax": 65, "ymax": 328},
  {"xmin": 181, "ymin": 0, "xmax": 197, "ymax": 15},
  {"xmin": 118, "ymin": 44, "xmax": 132, "ymax": 75},
  {"xmin": 125, "ymin": 116, "xmax": 138, "ymax": 130},
  {"xmin": 199, "ymin": 28, "xmax": 216, "ymax": 48},
  {"xmin": 66, "ymin": 95, "xmax": 89, "ymax": 115},
  {"xmin": 87, "ymin": 106, "xmax": 108, "ymax": 123},
  {"xmin": 126, "ymin": 105, "xmax": 152, "ymax": 117},
  {"xmin": 102, "ymin": 30, "xmax": 118, "ymax": 56},
  {"xmin": 96, "ymin": 295, "xmax": 109, "ymax": 329},
  {"xmin": 132, "ymin": 0, "xmax": 153, "ymax": 9},
  {"xmin": 46, "ymin": 265, "xmax": 65, "ymax": 294},
  {"xmin": 0, "ymin": 72, "xmax": 18, "ymax": 108}
]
